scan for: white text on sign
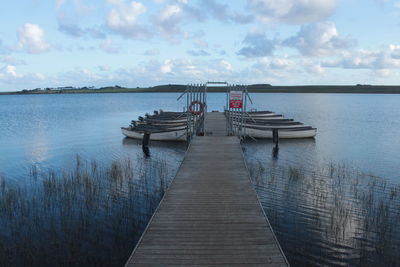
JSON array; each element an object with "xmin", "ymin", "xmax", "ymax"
[{"xmin": 229, "ymin": 91, "xmax": 243, "ymax": 109}]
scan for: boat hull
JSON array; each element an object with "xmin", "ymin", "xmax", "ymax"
[
  {"xmin": 243, "ymin": 127, "xmax": 317, "ymax": 139},
  {"xmin": 121, "ymin": 128, "xmax": 187, "ymax": 141},
  {"xmin": 234, "ymin": 123, "xmax": 304, "ymax": 129}
]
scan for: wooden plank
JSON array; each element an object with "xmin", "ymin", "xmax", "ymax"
[{"xmin": 125, "ymin": 112, "xmax": 289, "ymax": 266}]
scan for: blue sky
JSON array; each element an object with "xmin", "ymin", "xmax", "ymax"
[{"xmin": 1, "ymin": 0, "xmax": 400, "ymax": 91}]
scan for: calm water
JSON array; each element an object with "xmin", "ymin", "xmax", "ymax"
[
  {"xmin": 1, "ymin": 93, "xmax": 399, "ymax": 182},
  {"xmin": 1, "ymin": 92, "xmax": 400, "ymax": 266},
  {"xmin": 0, "ymin": 93, "xmax": 189, "ymax": 182}
]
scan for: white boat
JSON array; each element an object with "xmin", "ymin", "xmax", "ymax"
[
  {"xmin": 136, "ymin": 120, "xmax": 188, "ymax": 127},
  {"xmin": 144, "ymin": 119, "xmax": 191, "ymax": 125},
  {"xmin": 234, "ymin": 122, "xmax": 304, "ymax": 129},
  {"xmin": 242, "ymin": 127, "xmax": 317, "ymax": 139},
  {"xmin": 142, "ymin": 114, "xmax": 199, "ymax": 124},
  {"xmin": 121, "ymin": 127, "xmax": 187, "ymax": 141},
  {"xmin": 226, "ymin": 110, "xmax": 281, "ymax": 118},
  {"xmin": 230, "ymin": 115, "xmax": 285, "ymax": 121},
  {"xmin": 228, "ymin": 112, "xmax": 278, "ymax": 118},
  {"xmin": 227, "ymin": 112, "xmax": 281, "ymax": 118},
  {"xmin": 226, "ymin": 110, "xmax": 274, "ymax": 115}
]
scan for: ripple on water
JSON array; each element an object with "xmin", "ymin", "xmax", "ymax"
[{"xmin": 244, "ymin": 148, "xmax": 400, "ymax": 266}]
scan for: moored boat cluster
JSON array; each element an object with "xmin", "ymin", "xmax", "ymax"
[
  {"xmin": 121, "ymin": 110, "xmax": 191, "ymax": 141},
  {"xmin": 226, "ymin": 110, "xmax": 317, "ymax": 139},
  {"xmin": 121, "ymin": 110, "xmax": 317, "ymax": 141}
]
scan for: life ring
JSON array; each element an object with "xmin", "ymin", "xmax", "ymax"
[{"xmin": 189, "ymin": 101, "xmax": 204, "ymax": 115}]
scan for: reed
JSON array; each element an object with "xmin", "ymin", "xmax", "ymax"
[
  {"xmin": 0, "ymin": 155, "xmax": 175, "ymax": 267},
  {"xmin": 245, "ymin": 158, "xmax": 400, "ymax": 266}
]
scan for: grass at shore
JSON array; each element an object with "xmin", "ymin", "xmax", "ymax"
[{"xmin": 0, "ymin": 155, "xmax": 174, "ymax": 267}]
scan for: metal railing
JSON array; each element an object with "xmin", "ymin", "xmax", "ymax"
[
  {"xmin": 177, "ymin": 82, "xmax": 255, "ymax": 140},
  {"xmin": 177, "ymin": 83, "xmax": 207, "ymax": 142},
  {"xmin": 225, "ymin": 84, "xmax": 253, "ymax": 139}
]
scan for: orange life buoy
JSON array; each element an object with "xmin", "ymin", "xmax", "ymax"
[{"xmin": 189, "ymin": 101, "xmax": 204, "ymax": 115}]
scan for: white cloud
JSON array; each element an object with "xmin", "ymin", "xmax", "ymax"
[
  {"xmin": 219, "ymin": 59, "xmax": 232, "ymax": 71},
  {"xmin": 5, "ymin": 65, "xmax": 22, "ymax": 78},
  {"xmin": 193, "ymin": 39, "xmax": 209, "ymax": 49},
  {"xmin": 0, "ymin": 65, "xmax": 23, "ymax": 80},
  {"xmin": 269, "ymin": 57, "xmax": 296, "ymax": 70},
  {"xmin": 305, "ymin": 63, "xmax": 326, "ymax": 75},
  {"xmin": 284, "ymin": 22, "xmax": 355, "ymax": 56},
  {"xmin": 237, "ymin": 32, "xmax": 277, "ymax": 57},
  {"xmin": 117, "ymin": 58, "xmax": 236, "ymax": 84},
  {"xmin": 58, "ymin": 21, "xmax": 106, "ymax": 39},
  {"xmin": 56, "ymin": 0, "xmax": 65, "ymax": 9},
  {"xmin": 154, "ymin": 4, "xmax": 183, "ymax": 37},
  {"xmin": 100, "ymin": 38, "xmax": 119, "ymax": 53},
  {"xmin": 153, "ymin": 0, "xmax": 252, "ymax": 40},
  {"xmin": 34, "ymin": 73, "xmax": 46, "ymax": 80},
  {"xmin": 56, "ymin": 0, "xmax": 104, "ymax": 39},
  {"xmin": 160, "ymin": 59, "xmax": 173, "ymax": 74},
  {"xmin": 159, "ymin": 4, "xmax": 181, "ymax": 21},
  {"xmin": 255, "ymin": 56, "xmax": 296, "ymax": 71},
  {"xmin": 17, "ymin": 24, "xmax": 50, "ymax": 54},
  {"xmin": 108, "ymin": 1, "xmax": 145, "ymax": 27},
  {"xmin": 0, "ymin": 56, "xmax": 26, "ymax": 65},
  {"xmin": 322, "ymin": 45, "xmax": 400, "ymax": 70},
  {"xmin": 247, "ymin": 58, "xmax": 298, "ymax": 83},
  {"xmin": 187, "ymin": 49, "xmax": 210, "ymax": 56},
  {"xmin": 98, "ymin": 65, "xmax": 111, "ymax": 71},
  {"xmin": 247, "ymin": 0, "xmax": 336, "ymax": 24},
  {"xmin": 193, "ymin": 0, "xmax": 252, "ymax": 24},
  {"xmin": 107, "ymin": 0, "xmax": 151, "ymax": 39}
]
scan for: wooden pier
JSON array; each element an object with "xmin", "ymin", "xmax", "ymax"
[{"xmin": 125, "ymin": 112, "xmax": 289, "ymax": 266}]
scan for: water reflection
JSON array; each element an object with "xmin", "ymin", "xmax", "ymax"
[
  {"xmin": 122, "ymin": 136, "xmax": 187, "ymax": 149},
  {"xmin": 26, "ymin": 122, "xmax": 49, "ymax": 164},
  {"xmin": 244, "ymin": 142, "xmax": 400, "ymax": 266},
  {"xmin": 122, "ymin": 137, "xmax": 187, "ymax": 161}
]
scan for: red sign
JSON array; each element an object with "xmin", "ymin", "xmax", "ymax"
[{"xmin": 229, "ymin": 91, "xmax": 243, "ymax": 108}]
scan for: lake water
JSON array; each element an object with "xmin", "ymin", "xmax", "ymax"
[
  {"xmin": 1, "ymin": 93, "xmax": 399, "ymax": 183},
  {"xmin": 0, "ymin": 92, "xmax": 399, "ymax": 266}
]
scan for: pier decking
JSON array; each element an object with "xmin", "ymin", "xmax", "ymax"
[{"xmin": 126, "ymin": 112, "xmax": 288, "ymax": 266}]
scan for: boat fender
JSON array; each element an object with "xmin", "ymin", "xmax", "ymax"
[{"xmin": 189, "ymin": 101, "xmax": 205, "ymax": 115}]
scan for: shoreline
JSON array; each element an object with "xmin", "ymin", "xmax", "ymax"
[{"xmin": 2, "ymin": 84, "xmax": 400, "ymax": 95}]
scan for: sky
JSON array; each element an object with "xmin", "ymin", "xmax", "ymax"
[{"xmin": 1, "ymin": 0, "xmax": 400, "ymax": 91}]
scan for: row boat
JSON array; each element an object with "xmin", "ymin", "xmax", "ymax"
[
  {"xmin": 226, "ymin": 110, "xmax": 274, "ymax": 116},
  {"xmin": 121, "ymin": 109, "xmax": 317, "ymax": 141},
  {"xmin": 234, "ymin": 122, "xmax": 304, "ymax": 129},
  {"xmin": 243, "ymin": 126, "xmax": 317, "ymax": 139},
  {"xmin": 228, "ymin": 109, "xmax": 317, "ymax": 139},
  {"xmin": 230, "ymin": 115, "xmax": 285, "ymax": 120},
  {"xmin": 122, "ymin": 110, "xmax": 194, "ymax": 141},
  {"xmin": 121, "ymin": 127, "xmax": 187, "ymax": 141}
]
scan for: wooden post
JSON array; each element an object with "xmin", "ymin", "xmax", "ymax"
[
  {"xmin": 272, "ymin": 128, "xmax": 279, "ymax": 157},
  {"xmin": 142, "ymin": 132, "xmax": 150, "ymax": 157}
]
